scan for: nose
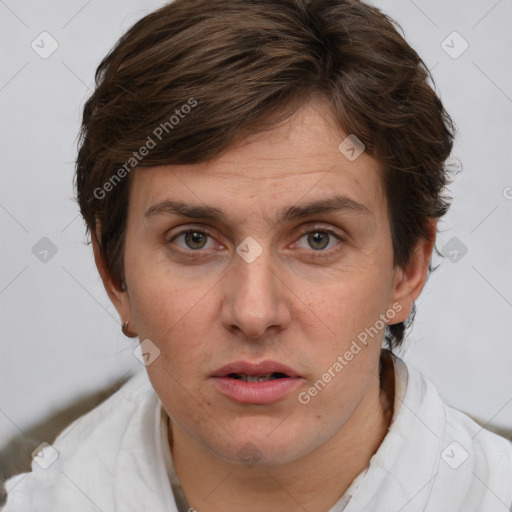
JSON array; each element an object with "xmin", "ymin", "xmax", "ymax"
[{"xmin": 220, "ymin": 243, "xmax": 291, "ymax": 340}]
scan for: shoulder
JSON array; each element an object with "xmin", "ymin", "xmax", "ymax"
[
  {"xmin": 443, "ymin": 399, "xmax": 512, "ymax": 494},
  {"xmin": 42, "ymin": 370, "xmax": 155, "ymax": 455},
  {"xmin": 1, "ymin": 371, "xmax": 157, "ymax": 512},
  {"xmin": 403, "ymin": 356, "xmax": 512, "ymax": 509}
]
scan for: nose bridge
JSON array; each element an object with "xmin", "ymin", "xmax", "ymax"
[
  {"xmin": 222, "ymin": 236, "xmax": 288, "ymax": 338},
  {"xmin": 235, "ymin": 237, "xmax": 276, "ymax": 312}
]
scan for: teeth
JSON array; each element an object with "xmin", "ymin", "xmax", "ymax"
[
  {"xmin": 236, "ymin": 373, "xmax": 276, "ymax": 382},
  {"xmin": 245, "ymin": 374, "xmax": 273, "ymax": 382}
]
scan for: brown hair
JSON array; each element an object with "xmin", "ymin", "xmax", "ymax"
[{"xmin": 74, "ymin": 0, "xmax": 455, "ymax": 350}]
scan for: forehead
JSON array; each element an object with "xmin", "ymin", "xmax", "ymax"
[{"xmin": 128, "ymin": 97, "xmax": 386, "ymax": 223}]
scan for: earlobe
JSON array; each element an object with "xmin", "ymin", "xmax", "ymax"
[{"xmin": 388, "ymin": 220, "xmax": 437, "ymax": 324}]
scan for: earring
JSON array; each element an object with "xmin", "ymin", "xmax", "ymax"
[{"xmin": 122, "ymin": 321, "xmax": 138, "ymax": 338}]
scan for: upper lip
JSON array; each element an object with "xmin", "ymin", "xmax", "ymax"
[{"xmin": 212, "ymin": 360, "xmax": 301, "ymax": 378}]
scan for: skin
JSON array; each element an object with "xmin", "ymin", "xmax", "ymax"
[{"xmin": 94, "ymin": 95, "xmax": 435, "ymax": 512}]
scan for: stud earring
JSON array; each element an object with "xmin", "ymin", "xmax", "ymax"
[{"xmin": 121, "ymin": 321, "xmax": 138, "ymax": 338}]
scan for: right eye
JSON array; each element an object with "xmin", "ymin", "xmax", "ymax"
[{"xmin": 167, "ymin": 227, "xmax": 225, "ymax": 258}]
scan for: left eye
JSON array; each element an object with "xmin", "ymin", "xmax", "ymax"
[{"xmin": 295, "ymin": 229, "xmax": 341, "ymax": 252}]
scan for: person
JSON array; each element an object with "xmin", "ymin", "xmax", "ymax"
[{"xmin": 3, "ymin": 0, "xmax": 512, "ymax": 510}]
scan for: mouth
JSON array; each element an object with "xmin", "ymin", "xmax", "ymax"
[
  {"xmin": 212, "ymin": 360, "xmax": 301, "ymax": 379},
  {"xmin": 226, "ymin": 372, "xmax": 290, "ymax": 382},
  {"xmin": 211, "ymin": 361, "xmax": 304, "ymax": 404}
]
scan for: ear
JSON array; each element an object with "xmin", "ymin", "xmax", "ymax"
[
  {"xmin": 388, "ymin": 219, "xmax": 437, "ymax": 324},
  {"xmin": 92, "ymin": 221, "xmax": 135, "ymax": 331}
]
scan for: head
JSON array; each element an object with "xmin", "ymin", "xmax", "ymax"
[{"xmin": 75, "ymin": 0, "xmax": 454, "ymax": 466}]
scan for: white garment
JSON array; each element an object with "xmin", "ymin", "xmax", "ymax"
[{"xmin": 2, "ymin": 351, "xmax": 512, "ymax": 511}]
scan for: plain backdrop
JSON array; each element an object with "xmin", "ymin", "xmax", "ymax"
[{"xmin": 1, "ymin": 0, "xmax": 511, "ymax": 462}]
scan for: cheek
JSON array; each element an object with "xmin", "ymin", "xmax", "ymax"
[
  {"xmin": 129, "ymin": 276, "xmax": 218, "ymax": 425},
  {"xmin": 305, "ymin": 271, "xmax": 391, "ymax": 347},
  {"xmin": 128, "ymin": 269, "xmax": 216, "ymax": 367},
  {"xmin": 295, "ymin": 280, "xmax": 389, "ymax": 421}
]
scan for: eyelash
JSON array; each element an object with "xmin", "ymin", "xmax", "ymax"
[{"xmin": 167, "ymin": 225, "xmax": 344, "ymax": 261}]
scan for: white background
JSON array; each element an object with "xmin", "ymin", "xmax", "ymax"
[{"xmin": 1, "ymin": 0, "xmax": 511, "ymax": 471}]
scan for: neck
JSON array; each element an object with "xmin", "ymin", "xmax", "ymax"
[{"xmin": 170, "ymin": 351, "xmax": 395, "ymax": 512}]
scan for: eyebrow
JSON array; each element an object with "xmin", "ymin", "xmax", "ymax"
[{"xmin": 144, "ymin": 195, "xmax": 371, "ymax": 223}]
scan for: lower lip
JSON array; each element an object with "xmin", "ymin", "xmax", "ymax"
[{"xmin": 211, "ymin": 376, "xmax": 304, "ymax": 404}]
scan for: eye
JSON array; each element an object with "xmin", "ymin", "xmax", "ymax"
[
  {"xmin": 170, "ymin": 228, "xmax": 219, "ymax": 252},
  {"xmin": 294, "ymin": 227, "xmax": 343, "ymax": 256}
]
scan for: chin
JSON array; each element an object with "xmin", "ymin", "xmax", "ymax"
[{"xmin": 207, "ymin": 419, "xmax": 323, "ymax": 467}]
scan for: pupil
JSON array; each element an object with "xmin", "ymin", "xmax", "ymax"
[
  {"xmin": 186, "ymin": 230, "xmax": 206, "ymax": 249},
  {"xmin": 309, "ymin": 231, "xmax": 328, "ymax": 250}
]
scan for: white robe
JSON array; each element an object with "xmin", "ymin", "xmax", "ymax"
[{"xmin": 2, "ymin": 351, "xmax": 512, "ymax": 511}]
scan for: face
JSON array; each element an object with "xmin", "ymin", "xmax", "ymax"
[{"xmin": 100, "ymin": 96, "xmax": 426, "ymax": 466}]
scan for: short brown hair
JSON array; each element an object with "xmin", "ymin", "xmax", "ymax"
[{"xmin": 74, "ymin": 0, "xmax": 455, "ymax": 350}]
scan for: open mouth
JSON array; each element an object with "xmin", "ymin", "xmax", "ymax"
[
  {"xmin": 211, "ymin": 360, "xmax": 303, "ymax": 403},
  {"xmin": 227, "ymin": 372, "xmax": 289, "ymax": 382}
]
